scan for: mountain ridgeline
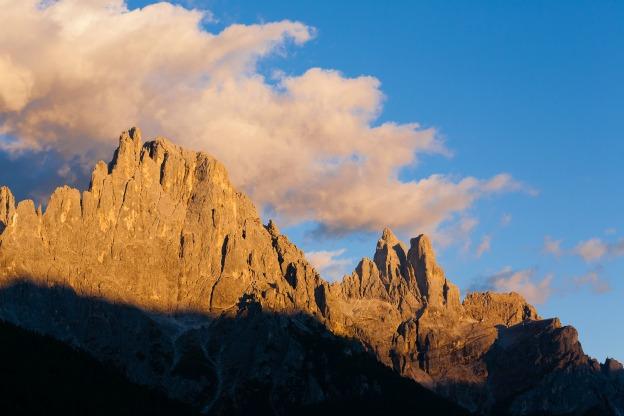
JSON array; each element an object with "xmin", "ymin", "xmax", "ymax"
[{"xmin": 0, "ymin": 128, "xmax": 622, "ymax": 415}]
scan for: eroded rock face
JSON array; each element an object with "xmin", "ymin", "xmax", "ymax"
[
  {"xmin": 0, "ymin": 128, "xmax": 621, "ymax": 415},
  {"xmin": 0, "ymin": 128, "xmax": 296, "ymax": 314},
  {"xmin": 0, "ymin": 186, "xmax": 16, "ymax": 233},
  {"xmin": 463, "ymin": 292, "xmax": 540, "ymax": 326}
]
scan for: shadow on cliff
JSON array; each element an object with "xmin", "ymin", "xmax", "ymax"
[
  {"xmin": 480, "ymin": 323, "xmax": 624, "ymax": 416},
  {"xmin": 0, "ymin": 279, "xmax": 470, "ymax": 416},
  {"xmin": 0, "ymin": 318, "xmax": 196, "ymax": 415}
]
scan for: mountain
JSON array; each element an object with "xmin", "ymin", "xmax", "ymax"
[
  {"xmin": 0, "ymin": 319, "xmax": 195, "ymax": 415},
  {"xmin": 0, "ymin": 128, "xmax": 622, "ymax": 415}
]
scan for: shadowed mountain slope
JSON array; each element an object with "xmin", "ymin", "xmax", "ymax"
[
  {"xmin": 0, "ymin": 281, "xmax": 467, "ymax": 416},
  {"xmin": 0, "ymin": 317, "xmax": 195, "ymax": 415},
  {"xmin": 0, "ymin": 128, "xmax": 622, "ymax": 415}
]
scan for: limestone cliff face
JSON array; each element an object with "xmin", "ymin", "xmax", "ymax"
[
  {"xmin": 0, "ymin": 128, "xmax": 315, "ymax": 316},
  {"xmin": 339, "ymin": 229, "xmax": 460, "ymax": 317},
  {"xmin": 463, "ymin": 292, "xmax": 539, "ymax": 326},
  {"xmin": 0, "ymin": 186, "xmax": 15, "ymax": 234},
  {"xmin": 0, "ymin": 129, "xmax": 622, "ymax": 415}
]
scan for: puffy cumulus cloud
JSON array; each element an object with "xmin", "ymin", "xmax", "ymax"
[
  {"xmin": 0, "ymin": 0, "xmax": 529, "ymax": 236},
  {"xmin": 543, "ymin": 236, "xmax": 563, "ymax": 257},
  {"xmin": 483, "ymin": 268, "xmax": 553, "ymax": 305},
  {"xmin": 0, "ymin": 0, "xmax": 312, "ymax": 153},
  {"xmin": 0, "ymin": 55, "xmax": 34, "ymax": 112},
  {"xmin": 305, "ymin": 249, "xmax": 352, "ymax": 281},
  {"xmin": 476, "ymin": 235, "xmax": 491, "ymax": 258}
]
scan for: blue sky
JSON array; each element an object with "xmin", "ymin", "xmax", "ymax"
[
  {"xmin": 174, "ymin": 0, "xmax": 623, "ymax": 360},
  {"xmin": 1, "ymin": 1, "xmax": 622, "ymax": 361}
]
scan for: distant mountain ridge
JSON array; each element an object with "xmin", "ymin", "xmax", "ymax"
[{"xmin": 0, "ymin": 128, "xmax": 622, "ymax": 415}]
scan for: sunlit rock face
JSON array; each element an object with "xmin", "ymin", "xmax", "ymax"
[
  {"xmin": 0, "ymin": 128, "xmax": 317, "ymax": 315},
  {"xmin": 0, "ymin": 129, "xmax": 622, "ymax": 415}
]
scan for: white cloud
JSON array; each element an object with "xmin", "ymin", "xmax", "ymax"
[
  {"xmin": 305, "ymin": 249, "xmax": 352, "ymax": 281},
  {"xmin": 573, "ymin": 271, "xmax": 611, "ymax": 294},
  {"xmin": 574, "ymin": 238, "xmax": 609, "ymax": 262},
  {"xmin": 477, "ymin": 265, "xmax": 613, "ymax": 305},
  {"xmin": 0, "ymin": 55, "xmax": 34, "ymax": 112},
  {"xmin": 476, "ymin": 235, "xmax": 491, "ymax": 258},
  {"xmin": 544, "ymin": 235, "xmax": 624, "ymax": 262},
  {"xmin": 485, "ymin": 267, "xmax": 553, "ymax": 305},
  {"xmin": 0, "ymin": 0, "xmax": 529, "ymax": 236},
  {"xmin": 543, "ymin": 236, "xmax": 563, "ymax": 257}
]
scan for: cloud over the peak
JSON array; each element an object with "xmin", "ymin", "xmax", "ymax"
[
  {"xmin": 478, "ymin": 268, "xmax": 553, "ymax": 305},
  {"xmin": 0, "ymin": 0, "xmax": 528, "ymax": 237}
]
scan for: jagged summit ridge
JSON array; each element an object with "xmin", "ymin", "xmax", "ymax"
[
  {"xmin": 0, "ymin": 127, "xmax": 456, "ymax": 319},
  {"xmin": 0, "ymin": 127, "xmax": 321, "ymax": 315},
  {"xmin": 342, "ymin": 227, "xmax": 460, "ymax": 318},
  {"xmin": 0, "ymin": 128, "xmax": 621, "ymax": 415}
]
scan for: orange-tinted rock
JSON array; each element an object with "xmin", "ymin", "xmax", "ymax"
[
  {"xmin": 463, "ymin": 291, "xmax": 540, "ymax": 326},
  {"xmin": 0, "ymin": 128, "xmax": 621, "ymax": 415}
]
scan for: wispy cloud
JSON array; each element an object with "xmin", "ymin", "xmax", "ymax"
[
  {"xmin": 476, "ymin": 235, "xmax": 491, "ymax": 258},
  {"xmin": 433, "ymin": 216, "xmax": 479, "ymax": 249},
  {"xmin": 572, "ymin": 270, "xmax": 611, "ymax": 294},
  {"xmin": 573, "ymin": 238, "xmax": 617, "ymax": 262},
  {"xmin": 0, "ymin": 0, "xmax": 530, "ymax": 237},
  {"xmin": 574, "ymin": 238, "xmax": 608, "ymax": 262},
  {"xmin": 500, "ymin": 213, "xmax": 512, "ymax": 227},
  {"xmin": 543, "ymin": 236, "xmax": 563, "ymax": 257},
  {"xmin": 542, "ymin": 234, "xmax": 624, "ymax": 263},
  {"xmin": 612, "ymin": 240, "xmax": 624, "ymax": 257},
  {"xmin": 305, "ymin": 249, "xmax": 352, "ymax": 281}
]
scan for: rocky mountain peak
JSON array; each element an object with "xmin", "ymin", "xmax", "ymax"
[
  {"xmin": 0, "ymin": 128, "xmax": 291, "ymax": 314},
  {"xmin": 404, "ymin": 234, "xmax": 460, "ymax": 309},
  {"xmin": 266, "ymin": 219, "xmax": 280, "ymax": 236},
  {"xmin": 0, "ymin": 186, "xmax": 16, "ymax": 233},
  {"xmin": 463, "ymin": 292, "xmax": 540, "ymax": 326},
  {"xmin": 380, "ymin": 226, "xmax": 400, "ymax": 244},
  {"xmin": 0, "ymin": 128, "xmax": 621, "ymax": 415},
  {"xmin": 603, "ymin": 358, "xmax": 624, "ymax": 377},
  {"xmin": 374, "ymin": 227, "xmax": 408, "ymax": 282},
  {"xmin": 411, "ymin": 233, "xmax": 435, "ymax": 259},
  {"xmin": 107, "ymin": 127, "xmax": 143, "ymax": 179}
]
